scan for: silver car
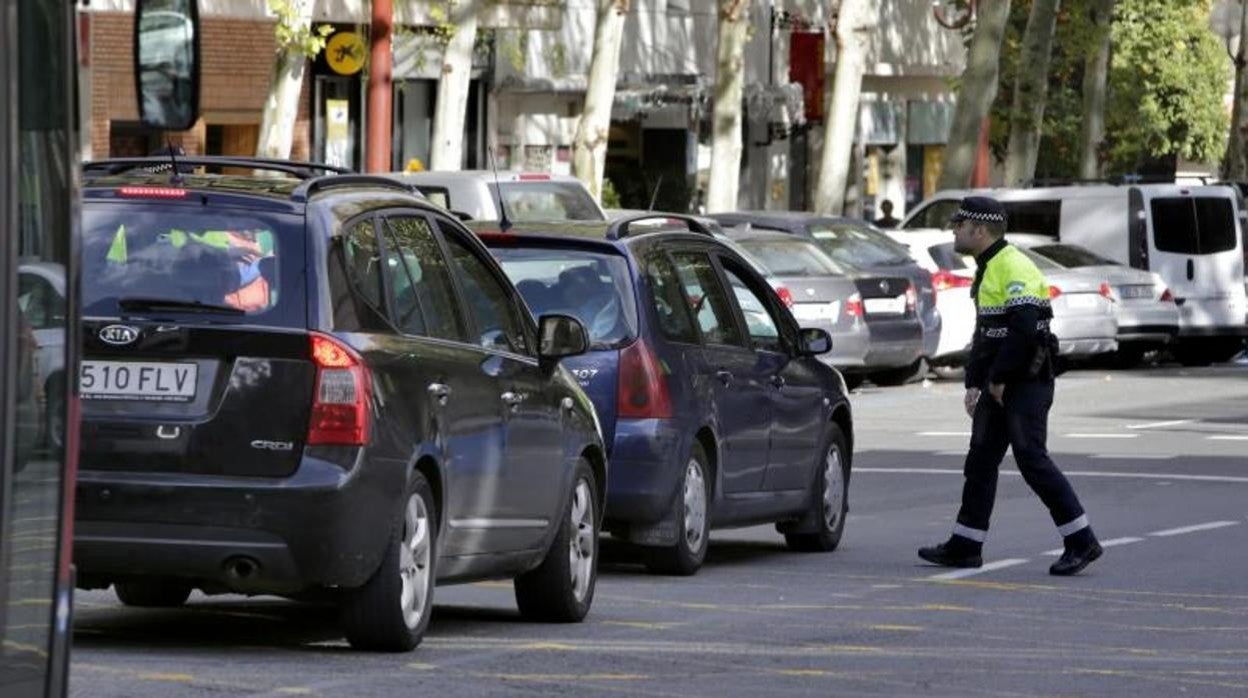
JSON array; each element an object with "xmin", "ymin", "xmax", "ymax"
[
  {"xmin": 391, "ymin": 170, "xmax": 606, "ymax": 222},
  {"xmin": 730, "ymin": 231, "xmax": 925, "ymax": 388},
  {"xmin": 1015, "ymin": 247, "xmax": 1119, "ymax": 357}
]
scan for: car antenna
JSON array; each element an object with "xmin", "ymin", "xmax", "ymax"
[
  {"xmin": 166, "ymin": 140, "xmax": 184, "ymax": 186},
  {"xmin": 489, "ymin": 145, "xmax": 513, "ymax": 233},
  {"xmin": 647, "ymin": 173, "xmax": 664, "ymax": 212}
]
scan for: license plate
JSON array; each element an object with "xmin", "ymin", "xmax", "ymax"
[
  {"xmin": 792, "ymin": 301, "xmax": 840, "ymax": 321},
  {"xmin": 1116, "ymin": 285, "xmax": 1153, "ymax": 300},
  {"xmin": 1064, "ymin": 293, "xmax": 1099, "ymax": 309},
  {"xmin": 864, "ymin": 296, "xmax": 906, "ymax": 315},
  {"xmin": 80, "ymin": 361, "xmax": 198, "ymax": 402}
]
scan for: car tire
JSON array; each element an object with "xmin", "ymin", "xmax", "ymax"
[
  {"xmin": 643, "ymin": 443, "xmax": 711, "ymax": 576},
  {"xmin": 114, "ymin": 580, "xmax": 193, "ymax": 607},
  {"xmin": 514, "ymin": 459, "xmax": 599, "ymax": 623},
  {"xmin": 842, "ymin": 374, "xmax": 865, "ymax": 392},
  {"xmin": 342, "ymin": 472, "xmax": 437, "ymax": 652},
  {"xmin": 870, "ymin": 359, "xmax": 924, "ymax": 387},
  {"xmin": 785, "ymin": 424, "xmax": 850, "ymax": 552}
]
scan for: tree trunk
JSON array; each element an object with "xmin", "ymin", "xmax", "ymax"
[
  {"xmin": 814, "ymin": 0, "xmax": 876, "ymax": 215},
  {"xmin": 1224, "ymin": 0, "xmax": 1248, "ymax": 181},
  {"xmin": 573, "ymin": 0, "xmax": 631, "ymax": 200},
  {"xmin": 705, "ymin": 0, "xmax": 751, "ymax": 213},
  {"xmin": 1078, "ymin": 0, "xmax": 1114, "ymax": 180},
  {"xmin": 430, "ymin": 1, "xmax": 481, "ymax": 171},
  {"xmin": 938, "ymin": 0, "xmax": 1012, "ymax": 190},
  {"xmin": 256, "ymin": 0, "xmax": 314, "ymax": 160},
  {"xmin": 1003, "ymin": 0, "xmax": 1061, "ymax": 186}
]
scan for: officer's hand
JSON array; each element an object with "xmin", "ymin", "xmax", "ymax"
[
  {"xmin": 964, "ymin": 388, "xmax": 980, "ymax": 417},
  {"xmin": 989, "ymin": 382, "xmax": 1005, "ymax": 406}
]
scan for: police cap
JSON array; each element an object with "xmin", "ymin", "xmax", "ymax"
[{"xmin": 949, "ymin": 196, "xmax": 1007, "ymax": 226}]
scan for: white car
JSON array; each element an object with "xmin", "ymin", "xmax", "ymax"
[
  {"xmin": 885, "ymin": 229, "xmax": 975, "ymax": 368},
  {"xmin": 390, "ymin": 171, "xmax": 606, "ymax": 222}
]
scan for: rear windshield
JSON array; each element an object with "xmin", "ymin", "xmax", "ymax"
[
  {"xmin": 489, "ymin": 182, "xmax": 605, "ymax": 222},
  {"xmin": 737, "ymin": 239, "xmax": 846, "ymax": 276},
  {"xmin": 1017, "ymin": 246, "xmax": 1063, "ymax": 271},
  {"xmin": 490, "ymin": 246, "xmax": 637, "ymax": 349},
  {"xmin": 1151, "ymin": 197, "xmax": 1239, "ymax": 255},
  {"xmin": 929, "ymin": 243, "xmax": 971, "ymax": 270},
  {"xmin": 82, "ymin": 203, "xmax": 305, "ymax": 327},
  {"xmin": 809, "ymin": 223, "xmax": 913, "ymax": 268},
  {"xmin": 1031, "ymin": 244, "xmax": 1117, "ymax": 268}
]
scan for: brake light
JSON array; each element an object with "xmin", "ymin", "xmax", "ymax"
[
  {"xmin": 517, "ymin": 173, "xmax": 551, "ymax": 181},
  {"xmin": 905, "ymin": 283, "xmax": 917, "ymax": 313},
  {"xmin": 118, "ymin": 186, "xmax": 189, "ymax": 199},
  {"xmin": 845, "ymin": 292, "xmax": 864, "ymax": 318},
  {"xmin": 617, "ymin": 340, "xmax": 672, "ymax": 419},
  {"xmin": 1049, "ymin": 285, "xmax": 1063, "ymax": 299},
  {"xmin": 775, "ymin": 286, "xmax": 795, "ymax": 308},
  {"xmin": 931, "ymin": 269, "xmax": 973, "ymax": 292},
  {"xmin": 476, "ymin": 231, "xmax": 515, "ymax": 244},
  {"xmin": 1099, "ymin": 282, "xmax": 1114, "ymax": 300},
  {"xmin": 308, "ymin": 333, "xmax": 371, "ymax": 445},
  {"xmin": 1160, "ymin": 287, "xmax": 1175, "ymax": 303}
]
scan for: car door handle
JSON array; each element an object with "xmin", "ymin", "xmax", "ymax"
[
  {"xmin": 501, "ymin": 391, "xmax": 525, "ymax": 411},
  {"xmin": 770, "ymin": 375, "xmax": 786, "ymax": 388},
  {"xmin": 427, "ymin": 383, "xmax": 451, "ymax": 406},
  {"xmin": 715, "ymin": 369, "xmax": 733, "ymax": 385}
]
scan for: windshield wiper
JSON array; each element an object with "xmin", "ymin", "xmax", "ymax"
[{"xmin": 117, "ymin": 296, "xmax": 246, "ymax": 315}]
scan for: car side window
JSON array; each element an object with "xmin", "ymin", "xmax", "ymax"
[
  {"xmin": 670, "ymin": 251, "xmax": 745, "ymax": 347},
  {"xmin": 721, "ymin": 264, "xmax": 785, "ymax": 353},
  {"xmin": 441, "ymin": 227, "xmax": 530, "ymax": 354},
  {"xmin": 642, "ymin": 252, "xmax": 699, "ymax": 344},
  {"xmin": 332, "ymin": 218, "xmax": 393, "ymax": 331},
  {"xmin": 382, "ymin": 215, "xmax": 464, "ymax": 341}
]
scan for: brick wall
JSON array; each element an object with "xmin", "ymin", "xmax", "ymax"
[{"xmin": 91, "ymin": 12, "xmax": 311, "ymax": 160}]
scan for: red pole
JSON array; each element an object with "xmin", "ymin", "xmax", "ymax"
[
  {"xmin": 366, "ymin": 0, "xmax": 393, "ymax": 173},
  {"xmin": 971, "ymin": 116, "xmax": 991, "ymax": 187}
]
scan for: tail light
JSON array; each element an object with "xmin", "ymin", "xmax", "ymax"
[
  {"xmin": 1160, "ymin": 287, "xmax": 1175, "ymax": 303},
  {"xmin": 118, "ymin": 186, "xmax": 189, "ymax": 199},
  {"xmin": 1099, "ymin": 282, "xmax": 1114, "ymax": 301},
  {"xmin": 1048, "ymin": 285, "xmax": 1063, "ymax": 299},
  {"xmin": 308, "ymin": 333, "xmax": 371, "ymax": 445},
  {"xmin": 931, "ymin": 270, "xmax": 973, "ymax": 292},
  {"xmin": 845, "ymin": 292, "xmax": 864, "ymax": 319},
  {"xmin": 905, "ymin": 283, "xmax": 918, "ymax": 313},
  {"xmin": 617, "ymin": 340, "xmax": 672, "ymax": 419},
  {"xmin": 774, "ymin": 286, "xmax": 795, "ymax": 308}
]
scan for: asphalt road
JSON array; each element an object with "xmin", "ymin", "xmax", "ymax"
[{"xmin": 69, "ymin": 362, "xmax": 1248, "ymax": 697}]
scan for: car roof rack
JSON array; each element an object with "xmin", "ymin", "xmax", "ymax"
[
  {"xmin": 82, "ymin": 156, "xmax": 353, "ymax": 179},
  {"xmin": 606, "ymin": 213, "xmax": 714, "ymax": 241},
  {"xmin": 291, "ymin": 174, "xmax": 421, "ymax": 202}
]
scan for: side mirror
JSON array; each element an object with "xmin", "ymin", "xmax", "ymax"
[
  {"xmin": 798, "ymin": 327, "xmax": 832, "ymax": 356},
  {"xmin": 134, "ymin": 0, "xmax": 201, "ymax": 131},
  {"xmin": 538, "ymin": 314, "xmax": 589, "ymax": 364}
]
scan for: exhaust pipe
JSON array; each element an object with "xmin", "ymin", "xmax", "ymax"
[{"xmin": 223, "ymin": 556, "xmax": 260, "ymax": 584}]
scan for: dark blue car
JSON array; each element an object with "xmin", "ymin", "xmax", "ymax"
[{"xmin": 473, "ymin": 215, "xmax": 854, "ymax": 575}]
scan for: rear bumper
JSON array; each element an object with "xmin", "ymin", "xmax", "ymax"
[
  {"xmin": 74, "ymin": 450, "xmax": 402, "ymax": 594},
  {"xmin": 861, "ymin": 319, "xmax": 924, "ymax": 369},
  {"xmin": 1117, "ymin": 324, "xmax": 1179, "ymax": 344},
  {"xmin": 1053, "ymin": 314, "xmax": 1118, "ymax": 356},
  {"xmin": 605, "ymin": 418, "xmax": 688, "ymax": 524}
]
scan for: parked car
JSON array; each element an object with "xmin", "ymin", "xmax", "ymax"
[
  {"xmin": 731, "ymin": 230, "xmax": 924, "ymax": 390},
  {"xmin": 471, "ymin": 214, "xmax": 855, "ymax": 576},
  {"xmin": 1010, "ymin": 235, "xmax": 1180, "ymax": 366},
  {"xmin": 390, "ymin": 170, "xmax": 606, "ymax": 222},
  {"xmin": 900, "ymin": 183, "xmax": 1247, "ymax": 364},
  {"xmin": 1014, "ymin": 246, "xmax": 1120, "ymax": 358},
  {"xmin": 709, "ymin": 212, "xmax": 940, "ymax": 383},
  {"xmin": 883, "ymin": 229, "xmax": 976, "ymax": 369},
  {"xmin": 76, "ymin": 157, "xmax": 607, "ymax": 651}
]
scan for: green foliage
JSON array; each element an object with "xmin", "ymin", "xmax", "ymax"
[
  {"xmin": 990, "ymin": 0, "xmax": 1229, "ymax": 178},
  {"xmin": 601, "ymin": 177, "xmax": 622, "ymax": 208},
  {"xmin": 268, "ymin": 0, "xmax": 334, "ymax": 58}
]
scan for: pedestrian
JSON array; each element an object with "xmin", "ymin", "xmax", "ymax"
[
  {"xmin": 873, "ymin": 199, "xmax": 900, "ymax": 228},
  {"xmin": 918, "ymin": 196, "xmax": 1102, "ymax": 576}
]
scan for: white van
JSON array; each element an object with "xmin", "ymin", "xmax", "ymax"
[{"xmin": 900, "ymin": 184, "xmax": 1248, "ymax": 364}]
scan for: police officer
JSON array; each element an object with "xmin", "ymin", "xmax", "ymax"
[{"xmin": 918, "ymin": 196, "xmax": 1103, "ymax": 576}]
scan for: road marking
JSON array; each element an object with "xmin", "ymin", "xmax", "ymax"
[
  {"xmin": 1089, "ymin": 454, "xmax": 1174, "ymax": 460},
  {"xmin": 1062, "ymin": 433, "xmax": 1138, "ymax": 439},
  {"xmin": 917, "ymin": 431, "xmax": 972, "ymax": 437},
  {"xmin": 1149, "ymin": 521, "xmax": 1240, "ymax": 537},
  {"xmin": 138, "ymin": 673, "xmax": 194, "ymax": 683},
  {"xmin": 1126, "ymin": 419, "xmax": 1193, "ymax": 430},
  {"xmin": 856, "ymin": 468, "xmax": 1248, "ymax": 484},
  {"xmin": 1042, "ymin": 537, "xmax": 1144, "ymax": 556},
  {"xmin": 927, "ymin": 558, "xmax": 1029, "ymax": 580},
  {"xmin": 1208, "ymin": 435, "xmax": 1248, "ymax": 441}
]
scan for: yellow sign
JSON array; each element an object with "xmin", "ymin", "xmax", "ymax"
[{"xmin": 326, "ymin": 32, "xmax": 365, "ymax": 76}]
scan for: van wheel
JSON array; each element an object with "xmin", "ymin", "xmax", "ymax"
[
  {"xmin": 114, "ymin": 580, "xmax": 192, "ymax": 607},
  {"xmin": 515, "ymin": 460, "xmax": 599, "ymax": 622},
  {"xmin": 342, "ymin": 472, "xmax": 437, "ymax": 652},
  {"xmin": 785, "ymin": 424, "xmax": 850, "ymax": 552},
  {"xmin": 644, "ymin": 443, "xmax": 710, "ymax": 576}
]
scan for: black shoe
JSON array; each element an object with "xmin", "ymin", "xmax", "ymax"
[
  {"xmin": 918, "ymin": 542, "xmax": 983, "ymax": 569},
  {"xmin": 1049, "ymin": 540, "xmax": 1103, "ymax": 576}
]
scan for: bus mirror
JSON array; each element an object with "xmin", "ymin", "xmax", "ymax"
[{"xmin": 134, "ymin": 0, "xmax": 201, "ymax": 131}]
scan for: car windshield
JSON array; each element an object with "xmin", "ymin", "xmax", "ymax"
[
  {"xmin": 82, "ymin": 203, "xmax": 305, "ymax": 326},
  {"xmin": 489, "ymin": 182, "xmax": 605, "ymax": 222},
  {"xmin": 1031, "ymin": 243, "xmax": 1118, "ymax": 268},
  {"xmin": 736, "ymin": 239, "xmax": 846, "ymax": 276},
  {"xmin": 490, "ymin": 246, "xmax": 637, "ymax": 349},
  {"xmin": 809, "ymin": 223, "xmax": 913, "ymax": 267}
]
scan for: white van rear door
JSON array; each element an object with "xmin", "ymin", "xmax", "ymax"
[{"xmin": 1145, "ymin": 187, "xmax": 1244, "ymax": 300}]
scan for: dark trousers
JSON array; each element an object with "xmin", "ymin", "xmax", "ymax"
[{"xmin": 955, "ymin": 380, "xmax": 1086, "ymax": 542}]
